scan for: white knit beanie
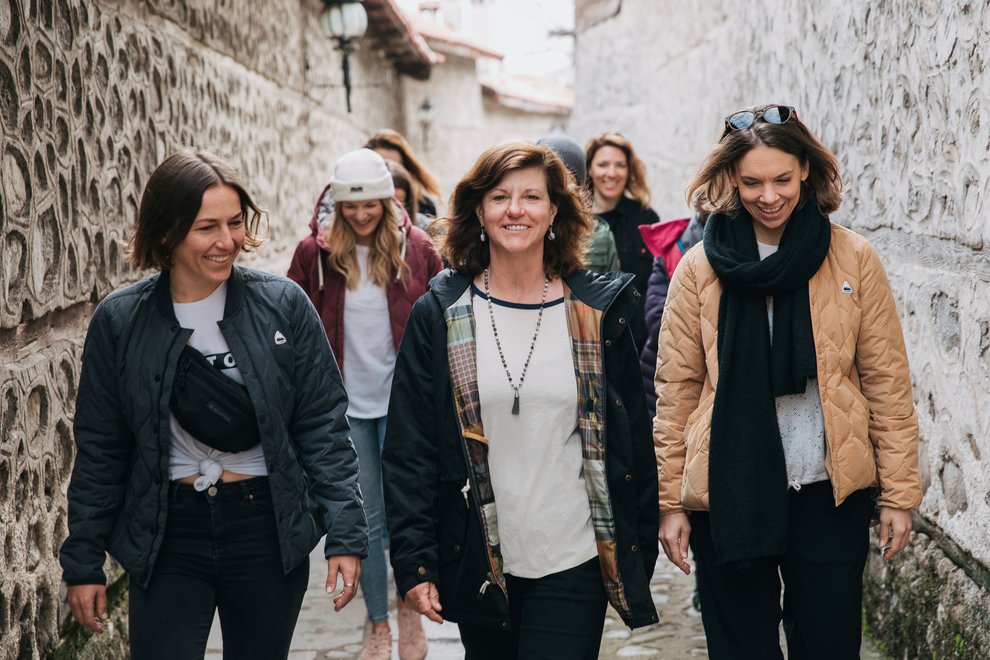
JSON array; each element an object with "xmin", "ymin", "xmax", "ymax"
[{"xmin": 330, "ymin": 149, "xmax": 395, "ymax": 202}]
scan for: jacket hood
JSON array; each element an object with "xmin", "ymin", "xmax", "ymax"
[
  {"xmin": 307, "ymin": 183, "xmax": 414, "ymax": 252},
  {"xmin": 638, "ymin": 217, "xmax": 690, "ymax": 258},
  {"xmin": 428, "ymin": 268, "xmax": 634, "ymax": 312}
]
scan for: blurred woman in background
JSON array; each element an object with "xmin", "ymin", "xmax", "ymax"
[
  {"xmin": 585, "ymin": 132, "xmax": 660, "ymax": 346},
  {"xmin": 367, "ymin": 128, "xmax": 442, "ymax": 218},
  {"xmin": 288, "ymin": 148, "xmax": 442, "ymax": 660}
]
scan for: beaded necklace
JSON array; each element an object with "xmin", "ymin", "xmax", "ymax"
[{"xmin": 482, "ymin": 267, "xmax": 549, "ymax": 415}]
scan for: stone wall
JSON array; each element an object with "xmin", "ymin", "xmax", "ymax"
[
  {"xmin": 572, "ymin": 0, "xmax": 990, "ymax": 656},
  {"xmin": 0, "ymin": 0, "xmax": 408, "ymax": 657}
]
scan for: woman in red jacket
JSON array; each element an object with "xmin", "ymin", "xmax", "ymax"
[{"xmin": 288, "ymin": 148, "xmax": 442, "ymax": 660}]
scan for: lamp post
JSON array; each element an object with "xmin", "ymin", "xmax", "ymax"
[
  {"xmin": 417, "ymin": 98, "xmax": 436, "ymax": 150},
  {"xmin": 320, "ymin": 0, "xmax": 369, "ymax": 113}
]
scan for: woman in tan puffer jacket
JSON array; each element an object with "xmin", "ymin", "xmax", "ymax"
[{"xmin": 655, "ymin": 104, "xmax": 921, "ymax": 660}]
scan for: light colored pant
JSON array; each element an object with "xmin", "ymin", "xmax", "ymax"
[{"xmin": 349, "ymin": 415, "xmax": 389, "ymax": 622}]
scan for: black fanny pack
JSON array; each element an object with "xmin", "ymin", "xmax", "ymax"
[{"xmin": 169, "ymin": 345, "xmax": 261, "ymax": 453}]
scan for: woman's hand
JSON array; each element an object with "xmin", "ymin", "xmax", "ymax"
[
  {"xmin": 404, "ymin": 581, "xmax": 444, "ymax": 624},
  {"xmin": 326, "ymin": 555, "xmax": 362, "ymax": 612},
  {"xmin": 67, "ymin": 584, "xmax": 108, "ymax": 633},
  {"xmin": 877, "ymin": 506, "xmax": 912, "ymax": 561},
  {"xmin": 659, "ymin": 512, "xmax": 692, "ymax": 575}
]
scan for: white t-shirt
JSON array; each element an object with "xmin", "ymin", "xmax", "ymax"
[
  {"xmin": 343, "ymin": 245, "xmax": 397, "ymax": 419},
  {"xmin": 473, "ymin": 286, "xmax": 599, "ymax": 578},
  {"xmin": 169, "ymin": 281, "xmax": 268, "ymax": 488},
  {"xmin": 757, "ymin": 241, "xmax": 829, "ymax": 489}
]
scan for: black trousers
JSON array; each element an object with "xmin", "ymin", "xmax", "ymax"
[
  {"xmin": 458, "ymin": 556, "xmax": 608, "ymax": 660},
  {"xmin": 129, "ymin": 477, "xmax": 309, "ymax": 660},
  {"xmin": 691, "ymin": 481, "xmax": 873, "ymax": 660}
]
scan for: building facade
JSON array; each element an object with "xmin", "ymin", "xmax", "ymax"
[{"xmin": 570, "ymin": 1, "xmax": 990, "ymax": 656}]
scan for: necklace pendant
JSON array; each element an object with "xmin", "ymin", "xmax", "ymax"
[{"xmin": 511, "ymin": 391, "xmax": 520, "ymax": 415}]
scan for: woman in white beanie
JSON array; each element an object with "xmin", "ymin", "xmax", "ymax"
[{"xmin": 288, "ymin": 148, "xmax": 443, "ymax": 660}]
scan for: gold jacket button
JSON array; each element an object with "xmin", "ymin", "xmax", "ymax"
[{"xmin": 417, "ymin": 566, "xmax": 427, "ymax": 576}]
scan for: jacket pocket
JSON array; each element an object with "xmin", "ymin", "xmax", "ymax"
[
  {"xmin": 682, "ymin": 391, "xmax": 715, "ymax": 510},
  {"xmin": 436, "ymin": 477, "xmax": 469, "ymax": 565},
  {"xmin": 825, "ymin": 380, "xmax": 876, "ymax": 492}
]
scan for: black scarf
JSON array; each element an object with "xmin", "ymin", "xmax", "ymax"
[{"xmin": 703, "ymin": 202, "xmax": 830, "ymax": 567}]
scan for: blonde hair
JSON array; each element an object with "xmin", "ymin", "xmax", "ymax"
[{"xmin": 325, "ymin": 200, "xmax": 410, "ymax": 289}]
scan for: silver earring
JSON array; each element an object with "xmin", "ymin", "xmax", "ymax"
[
  {"xmin": 548, "ymin": 224, "xmax": 556, "ymax": 241},
  {"xmin": 480, "ymin": 226, "xmax": 486, "ymax": 242}
]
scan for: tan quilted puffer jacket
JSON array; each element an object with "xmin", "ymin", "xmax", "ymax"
[{"xmin": 654, "ymin": 223, "xmax": 921, "ymax": 515}]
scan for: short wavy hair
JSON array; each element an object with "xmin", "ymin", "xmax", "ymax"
[
  {"xmin": 440, "ymin": 142, "xmax": 593, "ymax": 278},
  {"xmin": 128, "ymin": 148, "xmax": 266, "ymax": 270},
  {"xmin": 686, "ymin": 104, "xmax": 844, "ymax": 215}
]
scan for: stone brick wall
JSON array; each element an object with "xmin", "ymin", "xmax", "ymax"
[
  {"xmin": 571, "ymin": 0, "xmax": 990, "ymax": 656},
  {"xmin": 0, "ymin": 0, "xmax": 407, "ymax": 656}
]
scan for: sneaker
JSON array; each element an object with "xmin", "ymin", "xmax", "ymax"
[
  {"xmin": 397, "ymin": 599, "xmax": 428, "ymax": 660},
  {"xmin": 359, "ymin": 623, "xmax": 392, "ymax": 660}
]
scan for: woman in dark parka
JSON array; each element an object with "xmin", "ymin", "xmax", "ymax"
[{"xmin": 382, "ymin": 142, "xmax": 659, "ymax": 660}]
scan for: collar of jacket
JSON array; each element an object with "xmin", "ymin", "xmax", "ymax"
[
  {"xmin": 600, "ymin": 194, "xmax": 641, "ymax": 219},
  {"xmin": 152, "ymin": 266, "xmax": 245, "ymax": 322},
  {"xmin": 428, "ymin": 267, "xmax": 636, "ymax": 313}
]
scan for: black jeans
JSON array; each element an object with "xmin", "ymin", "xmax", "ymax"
[
  {"xmin": 691, "ymin": 481, "xmax": 874, "ymax": 660},
  {"xmin": 458, "ymin": 556, "xmax": 608, "ymax": 660},
  {"xmin": 129, "ymin": 477, "xmax": 309, "ymax": 660}
]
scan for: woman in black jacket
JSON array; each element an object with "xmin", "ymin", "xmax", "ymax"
[
  {"xmin": 60, "ymin": 149, "xmax": 368, "ymax": 659},
  {"xmin": 382, "ymin": 142, "xmax": 659, "ymax": 660},
  {"xmin": 585, "ymin": 132, "xmax": 661, "ymax": 347}
]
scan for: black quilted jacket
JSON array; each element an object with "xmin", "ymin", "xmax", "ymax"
[{"xmin": 60, "ymin": 266, "xmax": 368, "ymax": 587}]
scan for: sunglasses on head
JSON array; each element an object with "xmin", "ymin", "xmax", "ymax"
[{"xmin": 723, "ymin": 105, "xmax": 797, "ymax": 132}]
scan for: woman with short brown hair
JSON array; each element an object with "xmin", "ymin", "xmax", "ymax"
[
  {"xmin": 382, "ymin": 141, "xmax": 659, "ymax": 659},
  {"xmin": 61, "ymin": 148, "xmax": 367, "ymax": 659}
]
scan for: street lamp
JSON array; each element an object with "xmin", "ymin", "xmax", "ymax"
[
  {"xmin": 320, "ymin": 0, "xmax": 369, "ymax": 113},
  {"xmin": 417, "ymin": 98, "xmax": 436, "ymax": 150}
]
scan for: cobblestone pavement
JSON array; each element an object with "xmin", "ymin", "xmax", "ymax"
[{"xmin": 206, "ymin": 545, "xmax": 886, "ymax": 659}]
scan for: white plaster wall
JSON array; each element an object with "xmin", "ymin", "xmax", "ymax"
[
  {"xmin": 401, "ymin": 55, "xmax": 489, "ymax": 211},
  {"xmin": 572, "ymin": 0, "xmax": 990, "ymax": 573},
  {"xmin": 400, "ymin": 55, "xmax": 568, "ymax": 213},
  {"xmin": 480, "ymin": 99, "xmax": 567, "ymax": 150}
]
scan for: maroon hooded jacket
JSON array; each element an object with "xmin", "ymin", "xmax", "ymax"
[{"xmin": 287, "ymin": 184, "xmax": 443, "ymax": 375}]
